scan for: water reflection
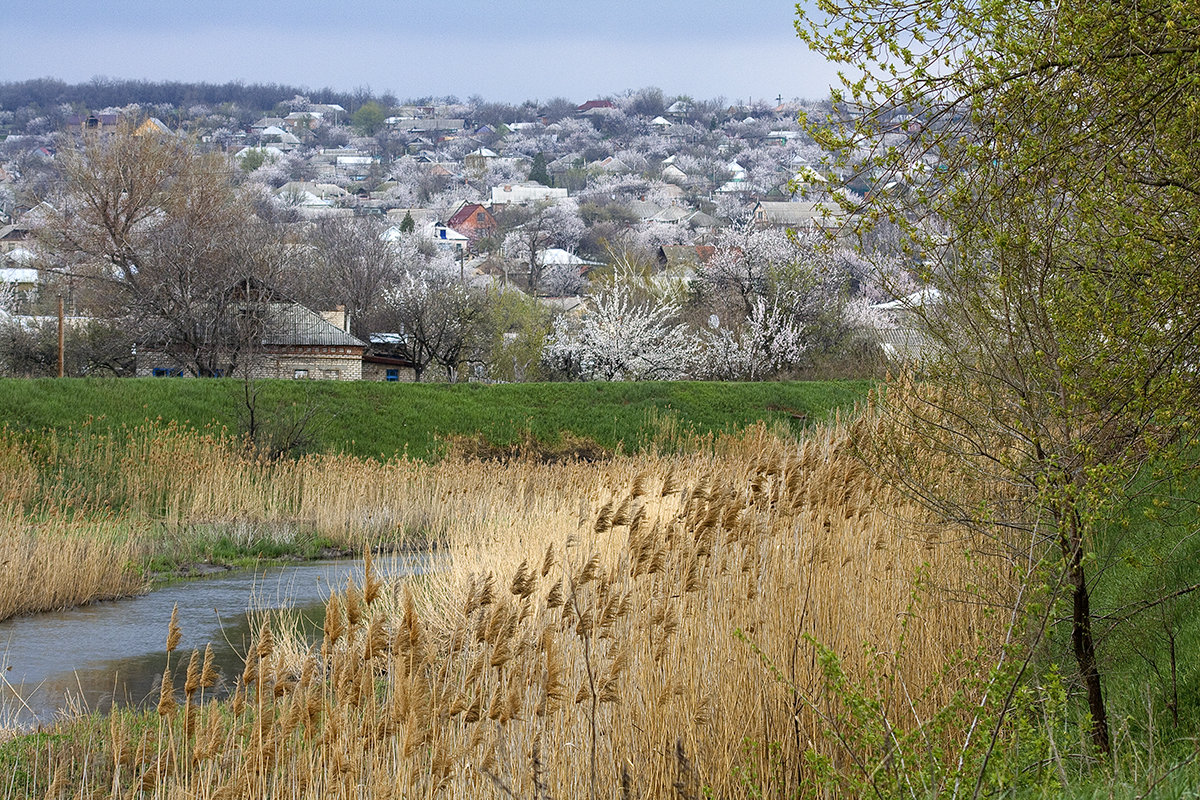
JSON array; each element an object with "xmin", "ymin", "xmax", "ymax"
[{"xmin": 0, "ymin": 554, "xmax": 435, "ymax": 729}]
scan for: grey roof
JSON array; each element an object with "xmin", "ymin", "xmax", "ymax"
[
  {"xmin": 874, "ymin": 326, "xmax": 931, "ymax": 361},
  {"xmin": 261, "ymin": 303, "xmax": 365, "ymax": 348},
  {"xmin": 753, "ymin": 200, "xmax": 847, "ymax": 227}
]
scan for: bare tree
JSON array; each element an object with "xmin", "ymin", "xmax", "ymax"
[
  {"xmin": 292, "ymin": 217, "xmax": 398, "ymax": 339},
  {"xmin": 38, "ymin": 124, "xmax": 288, "ymax": 377},
  {"xmin": 376, "ymin": 273, "xmax": 488, "ymax": 382},
  {"xmin": 501, "ymin": 200, "xmax": 584, "ymax": 294}
]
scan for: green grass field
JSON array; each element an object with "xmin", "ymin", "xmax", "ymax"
[{"xmin": 0, "ymin": 377, "xmax": 872, "ymax": 459}]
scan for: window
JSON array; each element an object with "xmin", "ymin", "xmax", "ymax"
[
  {"xmin": 385, "ymin": 369, "xmax": 399, "ymax": 382},
  {"xmin": 151, "ymin": 367, "xmax": 183, "ymax": 377},
  {"xmin": 293, "ymin": 369, "xmax": 308, "ymax": 379}
]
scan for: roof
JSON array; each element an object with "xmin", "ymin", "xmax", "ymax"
[
  {"xmin": 753, "ymin": 200, "xmax": 847, "ymax": 227},
  {"xmin": 577, "ymin": 100, "xmax": 616, "ymax": 113},
  {"xmin": 538, "ymin": 248, "xmax": 601, "ymax": 266},
  {"xmin": 871, "ymin": 288, "xmax": 942, "ymax": 312},
  {"xmin": 261, "ymin": 303, "xmax": 365, "ymax": 348},
  {"xmin": 0, "ymin": 267, "xmax": 38, "ymax": 284},
  {"xmin": 2, "ymin": 247, "xmax": 36, "ymax": 265},
  {"xmin": 447, "ymin": 203, "xmax": 495, "ymax": 229}
]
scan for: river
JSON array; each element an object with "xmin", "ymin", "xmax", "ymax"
[{"xmin": 0, "ymin": 554, "xmax": 435, "ymax": 730}]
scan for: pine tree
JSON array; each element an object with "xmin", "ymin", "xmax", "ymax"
[{"xmin": 528, "ymin": 152, "xmax": 551, "ymax": 186}]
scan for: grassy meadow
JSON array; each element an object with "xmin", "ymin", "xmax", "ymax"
[{"xmin": 0, "ymin": 377, "xmax": 870, "ymax": 461}]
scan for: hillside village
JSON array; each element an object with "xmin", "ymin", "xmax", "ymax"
[{"xmin": 0, "ymin": 86, "xmax": 921, "ymax": 382}]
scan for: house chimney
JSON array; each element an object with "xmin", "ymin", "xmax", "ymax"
[{"xmin": 321, "ymin": 305, "xmax": 348, "ymax": 332}]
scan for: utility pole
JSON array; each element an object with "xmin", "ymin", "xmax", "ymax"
[{"xmin": 57, "ymin": 295, "xmax": 65, "ymax": 378}]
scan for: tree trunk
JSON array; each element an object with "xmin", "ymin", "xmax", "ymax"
[{"xmin": 1061, "ymin": 512, "xmax": 1110, "ymax": 756}]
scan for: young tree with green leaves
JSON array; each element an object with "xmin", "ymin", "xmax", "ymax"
[
  {"xmin": 352, "ymin": 101, "xmax": 386, "ymax": 136},
  {"xmin": 797, "ymin": 0, "xmax": 1200, "ymax": 758}
]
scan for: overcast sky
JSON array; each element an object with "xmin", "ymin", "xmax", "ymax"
[{"xmin": 2, "ymin": 1, "xmax": 840, "ymax": 104}]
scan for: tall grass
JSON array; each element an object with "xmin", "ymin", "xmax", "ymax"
[{"xmin": 19, "ymin": 417, "xmax": 1012, "ymax": 798}]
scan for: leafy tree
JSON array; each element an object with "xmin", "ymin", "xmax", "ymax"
[
  {"xmin": 399, "ymin": 210, "xmax": 415, "ymax": 234},
  {"xmin": 237, "ymin": 147, "xmax": 267, "ymax": 173},
  {"xmin": 480, "ymin": 287, "xmax": 553, "ymax": 382},
  {"xmin": 798, "ymin": 0, "xmax": 1200, "ymax": 757},
  {"xmin": 352, "ymin": 101, "xmax": 386, "ymax": 136},
  {"xmin": 528, "ymin": 151, "xmax": 551, "ymax": 186}
]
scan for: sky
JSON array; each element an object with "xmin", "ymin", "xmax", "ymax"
[{"xmin": 1, "ymin": 0, "xmax": 841, "ymax": 104}]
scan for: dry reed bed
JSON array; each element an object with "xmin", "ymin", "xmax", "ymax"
[
  {"xmin": 47, "ymin": 421, "xmax": 1011, "ymax": 799},
  {"xmin": 0, "ymin": 512, "xmax": 144, "ymax": 624}
]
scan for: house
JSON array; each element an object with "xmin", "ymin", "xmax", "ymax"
[
  {"xmin": 65, "ymin": 114, "xmax": 121, "ymax": 134},
  {"xmin": 666, "ymin": 100, "xmax": 693, "ymax": 118},
  {"xmin": 258, "ymin": 126, "xmax": 301, "ymax": 148},
  {"xmin": 136, "ymin": 301, "xmax": 366, "ymax": 380},
  {"xmin": 446, "ymin": 203, "xmax": 497, "ymax": 241},
  {"xmin": 276, "ymin": 182, "xmax": 350, "ymax": 204},
  {"xmin": 335, "ymin": 155, "xmax": 378, "ymax": 180},
  {"xmin": 135, "ymin": 118, "xmax": 172, "ymax": 136},
  {"xmin": 414, "ymin": 222, "xmax": 469, "ymax": 257},
  {"xmin": 590, "ymin": 156, "xmax": 631, "ymax": 174},
  {"xmin": 661, "ymin": 164, "xmax": 688, "ymax": 184},
  {"xmin": 283, "ymin": 111, "xmax": 324, "ymax": 131},
  {"xmin": 765, "ymin": 130, "xmax": 800, "ymax": 145},
  {"xmin": 384, "ymin": 208, "xmax": 439, "ymax": 230},
  {"xmin": 538, "ymin": 248, "xmax": 601, "ymax": 271},
  {"xmin": 752, "ymin": 200, "xmax": 848, "ymax": 233},
  {"xmin": 0, "ymin": 263, "xmax": 39, "ymax": 303},
  {"xmin": 250, "ymin": 117, "xmax": 286, "ymax": 134},
  {"xmin": 234, "ymin": 146, "xmax": 285, "ymax": 167},
  {"xmin": 869, "ymin": 289, "xmax": 941, "ymax": 362},
  {"xmin": 490, "ymin": 182, "xmax": 568, "ymax": 206},
  {"xmin": 577, "ymin": 100, "xmax": 616, "ymax": 115},
  {"xmin": 361, "ymin": 351, "xmax": 418, "ymax": 382},
  {"xmin": 392, "ymin": 118, "xmax": 465, "ymax": 134},
  {"xmin": 0, "ymin": 224, "xmax": 30, "ymax": 254}
]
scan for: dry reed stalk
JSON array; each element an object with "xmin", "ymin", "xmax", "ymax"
[{"xmin": 49, "ymin": 419, "xmax": 1014, "ymax": 800}]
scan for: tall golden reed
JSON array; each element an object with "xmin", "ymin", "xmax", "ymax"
[{"xmin": 29, "ymin": 417, "xmax": 1011, "ymax": 799}]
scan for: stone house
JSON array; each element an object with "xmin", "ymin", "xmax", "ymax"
[{"xmin": 136, "ymin": 302, "xmax": 366, "ymax": 380}]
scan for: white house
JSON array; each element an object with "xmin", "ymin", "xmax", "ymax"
[{"xmin": 490, "ymin": 182, "xmax": 569, "ymax": 206}]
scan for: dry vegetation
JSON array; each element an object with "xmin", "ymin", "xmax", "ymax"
[{"xmin": 8, "ymin": 415, "xmax": 1013, "ymax": 798}]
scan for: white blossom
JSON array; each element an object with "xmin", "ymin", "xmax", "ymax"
[{"xmin": 543, "ymin": 278, "xmax": 698, "ymax": 381}]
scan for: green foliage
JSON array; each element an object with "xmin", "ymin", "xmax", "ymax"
[
  {"xmin": 480, "ymin": 287, "xmax": 553, "ymax": 383},
  {"xmin": 238, "ymin": 147, "xmax": 267, "ymax": 173},
  {"xmin": 351, "ymin": 101, "xmax": 386, "ymax": 136},
  {"xmin": 797, "ymin": 0, "xmax": 1200, "ymax": 763},
  {"xmin": 528, "ymin": 151, "xmax": 551, "ymax": 186},
  {"xmin": 0, "ymin": 377, "xmax": 871, "ymax": 461},
  {"xmin": 399, "ymin": 209, "xmax": 415, "ymax": 233}
]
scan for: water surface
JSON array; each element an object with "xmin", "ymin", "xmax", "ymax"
[{"xmin": 0, "ymin": 554, "xmax": 434, "ymax": 729}]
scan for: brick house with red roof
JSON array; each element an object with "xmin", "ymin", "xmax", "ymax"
[{"xmin": 446, "ymin": 202, "xmax": 497, "ymax": 242}]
